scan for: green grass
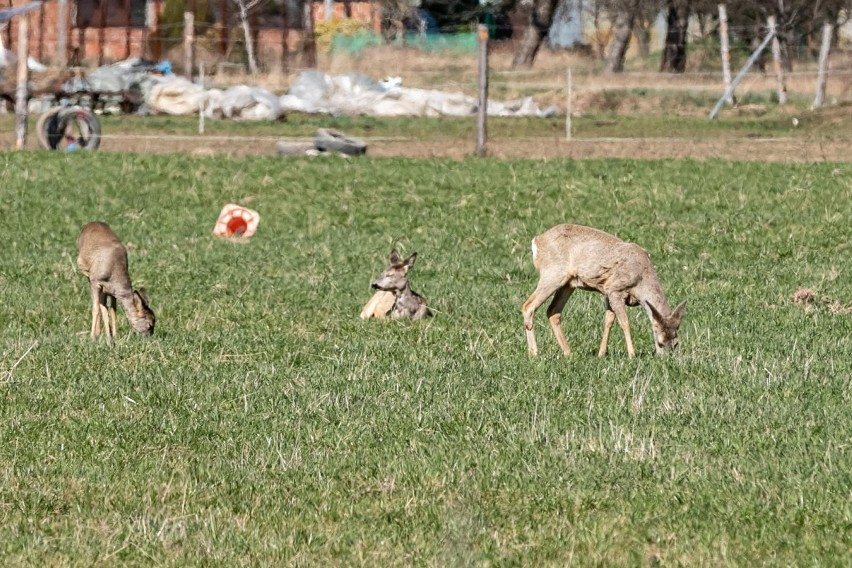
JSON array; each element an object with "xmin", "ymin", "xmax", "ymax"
[
  {"xmin": 5, "ymin": 104, "xmax": 850, "ymax": 145},
  {"xmin": 1, "ymin": 152, "xmax": 851, "ymax": 565},
  {"xmin": 98, "ymin": 108, "xmax": 852, "ymax": 140}
]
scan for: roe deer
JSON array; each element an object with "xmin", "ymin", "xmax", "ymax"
[
  {"xmin": 76, "ymin": 221, "xmax": 156, "ymax": 338},
  {"xmin": 361, "ymin": 249, "xmax": 431, "ymax": 320},
  {"xmin": 522, "ymin": 224, "xmax": 686, "ymax": 357}
]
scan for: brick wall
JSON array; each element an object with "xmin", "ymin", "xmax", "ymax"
[{"xmin": 4, "ymin": 0, "xmax": 379, "ymax": 68}]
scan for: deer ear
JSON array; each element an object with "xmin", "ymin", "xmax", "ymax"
[
  {"xmin": 671, "ymin": 301, "xmax": 687, "ymax": 326},
  {"xmin": 403, "ymin": 252, "xmax": 417, "ymax": 268},
  {"xmin": 136, "ymin": 288, "xmax": 150, "ymax": 305},
  {"xmin": 389, "ymin": 249, "xmax": 401, "ymax": 265},
  {"xmin": 647, "ymin": 302, "xmax": 665, "ymax": 323}
]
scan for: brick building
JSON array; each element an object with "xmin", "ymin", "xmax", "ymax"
[{"xmin": 2, "ymin": 0, "xmax": 379, "ymax": 68}]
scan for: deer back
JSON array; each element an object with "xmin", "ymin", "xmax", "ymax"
[
  {"xmin": 532, "ymin": 224, "xmax": 658, "ymax": 296},
  {"xmin": 76, "ymin": 221, "xmax": 132, "ymax": 287}
]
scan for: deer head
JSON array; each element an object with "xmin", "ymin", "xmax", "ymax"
[{"xmin": 371, "ymin": 250, "xmax": 417, "ymax": 294}]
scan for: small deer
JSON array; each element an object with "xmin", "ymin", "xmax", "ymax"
[
  {"xmin": 522, "ymin": 224, "xmax": 686, "ymax": 357},
  {"xmin": 76, "ymin": 221, "xmax": 156, "ymax": 338},
  {"xmin": 360, "ymin": 249, "xmax": 431, "ymax": 320}
]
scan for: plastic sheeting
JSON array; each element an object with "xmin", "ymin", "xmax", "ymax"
[
  {"xmin": 148, "ymin": 78, "xmax": 283, "ymax": 120},
  {"xmin": 147, "ymin": 77, "xmax": 210, "ymax": 115},
  {"xmin": 57, "ymin": 59, "xmax": 283, "ymax": 121},
  {"xmin": 50, "ymin": 61, "xmax": 555, "ymax": 121},
  {"xmin": 279, "ymin": 70, "xmax": 559, "ymax": 118}
]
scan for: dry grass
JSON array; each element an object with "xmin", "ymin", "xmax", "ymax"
[{"xmin": 792, "ymin": 287, "xmax": 852, "ymax": 314}]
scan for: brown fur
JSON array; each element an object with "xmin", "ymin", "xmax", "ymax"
[
  {"xmin": 522, "ymin": 224, "xmax": 686, "ymax": 357},
  {"xmin": 76, "ymin": 221, "xmax": 156, "ymax": 338},
  {"xmin": 364, "ymin": 249, "xmax": 431, "ymax": 320}
]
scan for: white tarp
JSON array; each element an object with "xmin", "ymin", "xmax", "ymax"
[
  {"xmin": 45, "ymin": 62, "xmax": 555, "ymax": 121},
  {"xmin": 146, "ymin": 77, "xmax": 282, "ymax": 120},
  {"xmin": 147, "ymin": 76, "xmax": 210, "ymax": 115},
  {"xmin": 217, "ymin": 85, "xmax": 282, "ymax": 120},
  {"xmin": 279, "ymin": 70, "xmax": 559, "ymax": 118}
]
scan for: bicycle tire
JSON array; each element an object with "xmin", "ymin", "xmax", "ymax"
[
  {"xmin": 314, "ymin": 128, "xmax": 367, "ymax": 156},
  {"xmin": 35, "ymin": 106, "xmax": 63, "ymax": 150},
  {"xmin": 56, "ymin": 107, "xmax": 102, "ymax": 150}
]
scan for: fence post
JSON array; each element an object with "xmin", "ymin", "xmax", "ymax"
[
  {"xmin": 199, "ymin": 62, "xmax": 205, "ymax": 134},
  {"xmin": 98, "ymin": 0, "xmax": 107, "ymax": 65},
  {"xmin": 281, "ymin": 0, "xmax": 289, "ymax": 73},
  {"xmin": 183, "ymin": 8, "xmax": 195, "ymax": 79},
  {"xmin": 565, "ymin": 67, "xmax": 572, "ymax": 141},
  {"xmin": 15, "ymin": 16, "xmax": 29, "ymax": 150},
  {"xmin": 813, "ymin": 22, "xmax": 833, "ymax": 108},
  {"xmin": 718, "ymin": 4, "xmax": 733, "ymax": 105},
  {"xmin": 768, "ymin": 16, "xmax": 787, "ymax": 104},
  {"xmin": 57, "ymin": 0, "xmax": 67, "ymax": 67},
  {"xmin": 709, "ymin": 29, "xmax": 774, "ymax": 118},
  {"xmin": 302, "ymin": 0, "xmax": 317, "ymax": 68},
  {"xmin": 475, "ymin": 24, "xmax": 488, "ymax": 157}
]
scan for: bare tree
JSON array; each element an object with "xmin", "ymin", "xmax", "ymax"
[
  {"xmin": 231, "ymin": 0, "xmax": 268, "ymax": 74},
  {"xmin": 603, "ymin": 0, "xmax": 640, "ymax": 73}
]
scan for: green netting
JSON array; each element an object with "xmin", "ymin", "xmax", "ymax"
[
  {"xmin": 330, "ymin": 32, "xmax": 478, "ymax": 54},
  {"xmin": 401, "ymin": 32, "xmax": 478, "ymax": 52},
  {"xmin": 330, "ymin": 32, "xmax": 384, "ymax": 54}
]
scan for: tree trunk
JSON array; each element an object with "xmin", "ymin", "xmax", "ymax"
[
  {"xmin": 301, "ymin": 0, "xmax": 317, "ymax": 68},
  {"xmin": 659, "ymin": 2, "xmax": 690, "ymax": 73},
  {"xmin": 239, "ymin": 3, "xmax": 259, "ymax": 75},
  {"xmin": 633, "ymin": 20, "xmax": 650, "ymax": 58},
  {"xmin": 512, "ymin": 0, "xmax": 560, "ymax": 68},
  {"xmin": 604, "ymin": 7, "xmax": 635, "ymax": 73}
]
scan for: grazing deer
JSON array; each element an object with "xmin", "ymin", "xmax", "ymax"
[
  {"xmin": 76, "ymin": 221, "xmax": 156, "ymax": 338},
  {"xmin": 522, "ymin": 224, "xmax": 686, "ymax": 357},
  {"xmin": 360, "ymin": 249, "xmax": 431, "ymax": 320}
]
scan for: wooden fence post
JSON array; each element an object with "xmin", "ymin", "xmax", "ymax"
[
  {"xmin": 281, "ymin": 0, "xmax": 289, "ymax": 73},
  {"xmin": 475, "ymin": 24, "xmax": 488, "ymax": 157},
  {"xmin": 98, "ymin": 0, "xmax": 107, "ymax": 65},
  {"xmin": 768, "ymin": 16, "xmax": 787, "ymax": 104},
  {"xmin": 565, "ymin": 67, "xmax": 572, "ymax": 141},
  {"xmin": 813, "ymin": 23, "xmax": 833, "ymax": 108},
  {"xmin": 183, "ymin": 8, "xmax": 194, "ymax": 78},
  {"xmin": 57, "ymin": 0, "xmax": 67, "ymax": 67},
  {"xmin": 718, "ymin": 4, "xmax": 733, "ymax": 105},
  {"xmin": 302, "ymin": 0, "xmax": 317, "ymax": 68},
  {"xmin": 15, "ymin": 16, "xmax": 29, "ymax": 150}
]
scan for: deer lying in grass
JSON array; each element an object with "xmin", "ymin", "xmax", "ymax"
[
  {"xmin": 360, "ymin": 249, "xmax": 431, "ymax": 320},
  {"xmin": 76, "ymin": 221, "xmax": 156, "ymax": 338},
  {"xmin": 522, "ymin": 224, "xmax": 686, "ymax": 357}
]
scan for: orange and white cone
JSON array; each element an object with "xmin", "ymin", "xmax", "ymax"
[{"xmin": 213, "ymin": 204, "xmax": 260, "ymax": 237}]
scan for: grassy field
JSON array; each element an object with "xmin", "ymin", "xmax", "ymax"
[{"xmin": 1, "ymin": 151, "xmax": 851, "ymax": 565}]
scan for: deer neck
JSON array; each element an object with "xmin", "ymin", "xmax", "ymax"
[
  {"xmin": 635, "ymin": 277, "xmax": 670, "ymax": 316},
  {"xmin": 395, "ymin": 282, "xmax": 415, "ymax": 301}
]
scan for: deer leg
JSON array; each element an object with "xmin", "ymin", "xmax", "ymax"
[
  {"xmin": 609, "ymin": 296, "xmax": 635, "ymax": 358},
  {"xmin": 522, "ymin": 273, "xmax": 568, "ymax": 356},
  {"xmin": 598, "ymin": 299, "xmax": 617, "ymax": 357},
  {"xmin": 107, "ymin": 295, "xmax": 118, "ymax": 337},
  {"xmin": 90, "ymin": 284, "xmax": 102, "ymax": 338},
  {"xmin": 98, "ymin": 301, "xmax": 111, "ymax": 342},
  {"xmin": 546, "ymin": 285, "xmax": 574, "ymax": 356}
]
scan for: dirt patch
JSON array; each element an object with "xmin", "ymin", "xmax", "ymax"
[
  {"xmin": 2, "ymin": 130, "xmax": 850, "ymax": 162},
  {"xmin": 85, "ymin": 134, "xmax": 852, "ymax": 162}
]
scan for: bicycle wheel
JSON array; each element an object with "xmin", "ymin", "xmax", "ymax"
[
  {"xmin": 35, "ymin": 106, "xmax": 63, "ymax": 150},
  {"xmin": 55, "ymin": 107, "xmax": 102, "ymax": 151}
]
